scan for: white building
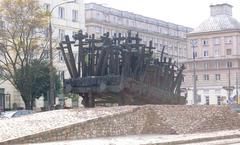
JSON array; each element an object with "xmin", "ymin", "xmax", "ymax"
[
  {"xmin": 85, "ymin": 3, "xmax": 192, "ymax": 62},
  {"xmin": 0, "ymin": 0, "xmax": 85, "ymax": 109},
  {"xmin": 40, "ymin": 0, "xmax": 85, "ymax": 79},
  {"xmin": 183, "ymin": 3, "xmax": 240, "ymax": 105}
]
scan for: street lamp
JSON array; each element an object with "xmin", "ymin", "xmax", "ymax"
[
  {"xmin": 48, "ymin": 1, "xmax": 76, "ymax": 110},
  {"xmin": 191, "ymin": 39, "xmax": 198, "ymax": 105}
]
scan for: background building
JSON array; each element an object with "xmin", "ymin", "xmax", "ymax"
[
  {"xmin": 41, "ymin": 0, "xmax": 85, "ymax": 79},
  {"xmin": 85, "ymin": 3, "xmax": 192, "ymax": 62},
  {"xmin": 0, "ymin": 0, "xmax": 85, "ymax": 109},
  {"xmin": 183, "ymin": 3, "xmax": 240, "ymax": 105}
]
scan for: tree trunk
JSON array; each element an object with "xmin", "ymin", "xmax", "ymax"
[
  {"xmin": 21, "ymin": 95, "xmax": 31, "ymax": 110},
  {"xmin": 24, "ymin": 100, "xmax": 31, "ymax": 110},
  {"xmin": 30, "ymin": 97, "xmax": 34, "ymax": 110}
]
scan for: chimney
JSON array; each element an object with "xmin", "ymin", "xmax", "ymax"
[{"xmin": 210, "ymin": 3, "xmax": 233, "ymax": 17}]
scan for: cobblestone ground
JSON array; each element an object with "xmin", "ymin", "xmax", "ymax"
[{"xmin": 0, "ymin": 106, "xmax": 137, "ymax": 142}]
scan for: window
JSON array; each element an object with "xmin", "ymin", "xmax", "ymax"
[
  {"xmin": 214, "ymin": 47, "xmax": 219, "ymax": 56},
  {"xmin": 72, "ymin": 31, "xmax": 77, "ymax": 37},
  {"xmin": 95, "ymin": 27, "xmax": 101, "ymax": 34},
  {"xmin": 58, "ymin": 7, "xmax": 65, "ymax": 19},
  {"xmin": 217, "ymin": 96, "xmax": 221, "ymax": 105},
  {"xmin": 203, "ymin": 89, "xmax": 209, "ymax": 94},
  {"xmin": 58, "ymin": 51, "xmax": 64, "ymax": 62},
  {"xmin": 205, "ymin": 96, "xmax": 209, "ymax": 105},
  {"xmin": 224, "ymin": 36, "xmax": 232, "ymax": 44},
  {"xmin": 204, "ymin": 74, "xmax": 209, "ymax": 81},
  {"xmin": 193, "ymin": 52, "xmax": 197, "ymax": 58},
  {"xmin": 58, "ymin": 29, "xmax": 65, "ymax": 41},
  {"xmin": 162, "ymin": 28, "xmax": 168, "ymax": 34},
  {"xmin": 227, "ymin": 61, "xmax": 232, "ymax": 68},
  {"xmin": 113, "ymin": 16, "xmax": 116, "ymax": 23},
  {"xmin": 44, "ymin": 3, "xmax": 50, "ymax": 12},
  {"xmin": 203, "ymin": 50, "xmax": 208, "ymax": 57},
  {"xmin": 215, "ymin": 89, "xmax": 221, "ymax": 94},
  {"xmin": 103, "ymin": 14, "xmax": 109, "ymax": 22},
  {"xmin": 125, "ymin": 19, "xmax": 129, "ymax": 25},
  {"xmin": 202, "ymin": 39, "xmax": 208, "ymax": 46},
  {"xmin": 72, "ymin": 10, "xmax": 78, "ymax": 22},
  {"xmin": 197, "ymin": 95, "xmax": 201, "ymax": 103},
  {"xmin": 215, "ymin": 61, "xmax": 220, "ymax": 68},
  {"xmin": 192, "ymin": 75, "xmax": 198, "ymax": 81},
  {"xmin": 226, "ymin": 49, "xmax": 232, "ymax": 55},
  {"xmin": 117, "ymin": 17, "xmax": 122, "ymax": 24},
  {"xmin": 192, "ymin": 63, "xmax": 197, "ymax": 69},
  {"xmin": 204, "ymin": 62, "xmax": 208, "ymax": 70},
  {"xmin": 215, "ymin": 74, "xmax": 221, "ymax": 80},
  {"xmin": 213, "ymin": 37, "xmax": 220, "ymax": 45}
]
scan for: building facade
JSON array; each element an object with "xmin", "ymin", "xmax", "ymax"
[
  {"xmin": 183, "ymin": 3, "xmax": 240, "ymax": 105},
  {"xmin": 85, "ymin": 3, "xmax": 192, "ymax": 62},
  {"xmin": 0, "ymin": 0, "xmax": 85, "ymax": 109},
  {"xmin": 41, "ymin": 0, "xmax": 85, "ymax": 79}
]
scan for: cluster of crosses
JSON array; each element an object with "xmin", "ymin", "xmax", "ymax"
[{"xmin": 58, "ymin": 30, "xmax": 185, "ymax": 107}]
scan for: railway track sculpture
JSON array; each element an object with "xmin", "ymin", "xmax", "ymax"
[{"xmin": 58, "ymin": 30, "xmax": 186, "ymax": 107}]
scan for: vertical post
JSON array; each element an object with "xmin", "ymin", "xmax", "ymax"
[
  {"xmin": 49, "ymin": 21, "xmax": 55, "ymax": 110},
  {"xmin": 78, "ymin": 32, "xmax": 82, "ymax": 77},
  {"xmin": 228, "ymin": 62, "xmax": 231, "ymax": 101},
  {"xmin": 177, "ymin": 41, "xmax": 179, "ymax": 66},
  {"xmin": 236, "ymin": 72, "xmax": 239, "ymax": 104},
  {"xmin": 48, "ymin": 1, "xmax": 76, "ymax": 110},
  {"xmin": 191, "ymin": 40, "xmax": 198, "ymax": 105}
]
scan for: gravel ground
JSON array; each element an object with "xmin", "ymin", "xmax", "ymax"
[{"xmin": 0, "ymin": 106, "xmax": 137, "ymax": 142}]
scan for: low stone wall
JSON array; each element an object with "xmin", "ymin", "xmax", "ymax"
[
  {"xmin": 1, "ymin": 107, "xmax": 147, "ymax": 144},
  {"xmin": 1, "ymin": 105, "xmax": 240, "ymax": 144}
]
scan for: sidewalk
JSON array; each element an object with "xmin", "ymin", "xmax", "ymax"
[{"xmin": 28, "ymin": 130, "xmax": 240, "ymax": 145}]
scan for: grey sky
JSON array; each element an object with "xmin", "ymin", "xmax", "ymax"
[{"xmin": 85, "ymin": 0, "xmax": 240, "ymax": 28}]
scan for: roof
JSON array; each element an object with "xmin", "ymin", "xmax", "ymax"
[{"xmin": 191, "ymin": 15, "xmax": 240, "ymax": 34}]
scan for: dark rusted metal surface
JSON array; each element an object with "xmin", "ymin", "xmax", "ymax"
[{"xmin": 58, "ymin": 30, "xmax": 185, "ymax": 107}]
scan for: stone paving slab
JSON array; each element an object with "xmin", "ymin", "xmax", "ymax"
[{"xmin": 27, "ymin": 130, "xmax": 240, "ymax": 145}]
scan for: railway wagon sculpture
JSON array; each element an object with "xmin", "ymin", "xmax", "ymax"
[{"xmin": 58, "ymin": 30, "xmax": 185, "ymax": 107}]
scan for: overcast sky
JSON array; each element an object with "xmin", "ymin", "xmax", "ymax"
[{"xmin": 85, "ymin": 0, "xmax": 240, "ymax": 28}]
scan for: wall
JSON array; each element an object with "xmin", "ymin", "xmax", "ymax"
[{"xmin": 1, "ymin": 105, "xmax": 240, "ymax": 144}]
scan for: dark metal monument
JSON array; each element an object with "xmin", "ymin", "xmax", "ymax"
[{"xmin": 58, "ymin": 30, "xmax": 185, "ymax": 107}]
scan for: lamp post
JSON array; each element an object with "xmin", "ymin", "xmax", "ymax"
[
  {"xmin": 191, "ymin": 39, "xmax": 198, "ymax": 105},
  {"xmin": 228, "ymin": 62, "xmax": 231, "ymax": 100},
  {"xmin": 236, "ymin": 72, "xmax": 239, "ymax": 104},
  {"xmin": 177, "ymin": 41, "xmax": 180, "ymax": 67},
  {"xmin": 48, "ymin": 1, "xmax": 75, "ymax": 110}
]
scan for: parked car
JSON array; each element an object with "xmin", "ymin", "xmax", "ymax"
[
  {"xmin": 0, "ymin": 115, "xmax": 6, "ymax": 120},
  {"xmin": 1, "ymin": 110, "xmax": 34, "ymax": 118}
]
